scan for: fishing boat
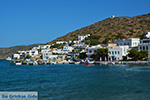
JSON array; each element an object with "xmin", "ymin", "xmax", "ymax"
[{"xmin": 83, "ymin": 59, "xmax": 95, "ymax": 65}]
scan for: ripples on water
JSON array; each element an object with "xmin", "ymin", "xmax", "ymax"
[{"xmin": 0, "ymin": 59, "xmax": 150, "ymax": 100}]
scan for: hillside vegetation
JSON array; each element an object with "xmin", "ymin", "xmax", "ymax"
[{"xmin": 48, "ymin": 13, "xmax": 150, "ymax": 44}]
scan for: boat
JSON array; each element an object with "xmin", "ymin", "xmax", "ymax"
[
  {"xmin": 15, "ymin": 60, "xmax": 22, "ymax": 65},
  {"xmin": 83, "ymin": 59, "xmax": 95, "ymax": 65},
  {"xmin": 22, "ymin": 61, "xmax": 28, "ymax": 65},
  {"xmin": 6, "ymin": 57, "xmax": 11, "ymax": 61},
  {"xmin": 75, "ymin": 61, "xmax": 80, "ymax": 64},
  {"xmin": 112, "ymin": 62, "xmax": 115, "ymax": 65},
  {"xmin": 51, "ymin": 61, "xmax": 56, "ymax": 65}
]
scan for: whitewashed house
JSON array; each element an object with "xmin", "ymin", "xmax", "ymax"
[
  {"xmin": 41, "ymin": 49, "xmax": 53, "ymax": 60},
  {"xmin": 108, "ymin": 46, "xmax": 129, "ymax": 61},
  {"xmin": 86, "ymin": 45, "xmax": 102, "ymax": 57},
  {"xmin": 11, "ymin": 54, "xmax": 20, "ymax": 60},
  {"xmin": 56, "ymin": 41, "xmax": 67, "ymax": 44},
  {"xmin": 144, "ymin": 32, "xmax": 150, "ymax": 38},
  {"xmin": 52, "ymin": 49, "xmax": 63, "ymax": 54},
  {"xmin": 73, "ymin": 42, "xmax": 88, "ymax": 48},
  {"xmin": 26, "ymin": 49, "xmax": 38, "ymax": 57},
  {"xmin": 78, "ymin": 34, "xmax": 90, "ymax": 41},
  {"xmin": 114, "ymin": 38, "xmax": 140, "ymax": 48},
  {"xmin": 78, "ymin": 36, "xmax": 86, "ymax": 41},
  {"xmin": 138, "ymin": 38, "xmax": 150, "ymax": 59},
  {"xmin": 62, "ymin": 44, "xmax": 74, "ymax": 54}
]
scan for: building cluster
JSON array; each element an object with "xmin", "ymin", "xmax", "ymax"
[{"xmin": 9, "ymin": 32, "xmax": 150, "ymax": 65}]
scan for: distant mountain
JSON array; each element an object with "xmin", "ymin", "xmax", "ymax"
[
  {"xmin": 1, "ymin": 13, "xmax": 150, "ymax": 59},
  {"xmin": 47, "ymin": 13, "xmax": 150, "ymax": 44},
  {"xmin": 0, "ymin": 44, "xmax": 41, "ymax": 59}
]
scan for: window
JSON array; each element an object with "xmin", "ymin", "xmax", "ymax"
[
  {"xmin": 109, "ymin": 52, "xmax": 111, "ymax": 54},
  {"xmin": 89, "ymin": 50, "xmax": 92, "ymax": 53},
  {"xmin": 124, "ymin": 43, "xmax": 126, "ymax": 45},
  {"xmin": 135, "ymin": 42, "xmax": 137, "ymax": 45},
  {"xmin": 118, "ymin": 51, "xmax": 120, "ymax": 54},
  {"xmin": 146, "ymin": 46, "xmax": 148, "ymax": 50},
  {"xmin": 112, "ymin": 51, "xmax": 114, "ymax": 55},
  {"xmin": 143, "ymin": 46, "xmax": 145, "ymax": 50},
  {"xmin": 120, "ymin": 43, "xmax": 122, "ymax": 45},
  {"xmin": 115, "ymin": 51, "xmax": 117, "ymax": 54},
  {"xmin": 140, "ymin": 46, "xmax": 142, "ymax": 50}
]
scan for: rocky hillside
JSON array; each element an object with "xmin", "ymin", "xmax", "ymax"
[
  {"xmin": 48, "ymin": 13, "xmax": 150, "ymax": 44},
  {"xmin": 1, "ymin": 13, "xmax": 150, "ymax": 59},
  {"xmin": 0, "ymin": 44, "xmax": 41, "ymax": 59}
]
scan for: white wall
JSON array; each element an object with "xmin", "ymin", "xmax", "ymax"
[
  {"xmin": 114, "ymin": 38, "xmax": 140, "ymax": 48},
  {"xmin": 108, "ymin": 46, "xmax": 129, "ymax": 61}
]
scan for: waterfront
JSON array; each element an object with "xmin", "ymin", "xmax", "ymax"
[{"xmin": 1, "ymin": 59, "xmax": 150, "ymax": 100}]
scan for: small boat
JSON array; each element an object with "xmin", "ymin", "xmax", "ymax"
[
  {"xmin": 83, "ymin": 60, "xmax": 95, "ymax": 65},
  {"xmin": 22, "ymin": 61, "xmax": 27, "ymax": 65},
  {"xmin": 147, "ymin": 62, "xmax": 150, "ymax": 64},
  {"xmin": 69, "ymin": 62, "xmax": 74, "ymax": 64},
  {"xmin": 75, "ymin": 62, "xmax": 80, "ymax": 64},
  {"xmin": 51, "ymin": 61, "xmax": 56, "ymax": 65},
  {"xmin": 6, "ymin": 57, "xmax": 11, "ymax": 61},
  {"xmin": 15, "ymin": 60, "xmax": 22, "ymax": 65},
  {"xmin": 112, "ymin": 62, "xmax": 115, "ymax": 65}
]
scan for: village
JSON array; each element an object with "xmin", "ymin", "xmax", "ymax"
[{"xmin": 7, "ymin": 32, "xmax": 150, "ymax": 65}]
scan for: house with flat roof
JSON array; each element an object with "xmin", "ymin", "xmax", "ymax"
[{"xmin": 114, "ymin": 38, "xmax": 140, "ymax": 48}]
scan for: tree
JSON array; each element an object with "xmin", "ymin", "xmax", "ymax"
[
  {"xmin": 138, "ymin": 50, "xmax": 148, "ymax": 60},
  {"xmin": 26, "ymin": 54, "xmax": 31, "ymax": 59},
  {"xmin": 127, "ymin": 49, "xmax": 138, "ymax": 60},
  {"xmin": 94, "ymin": 48, "xmax": 109, "ymax": 61},
  {"xmin": 128, "ymin": 49, "xmax": 148, "ymax": 61},
  {"xmin": 79, "ymin": 52, "xmax": 87, "ymax": 59}
]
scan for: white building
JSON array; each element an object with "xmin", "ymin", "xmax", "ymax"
[
  {"xmin": 108, "ymin": 46, "xmax": 129, "ymax": 61},
  {"xmin": 138, "ymin": 39, "xmax": 150, "ymax": 59},
  {"xmin": 56, "ymin": 41, "xmax": 67, "ymax": 44},
  {"xmin": 144, "ymin": 32, "xmax": 150, "ymax": 38},
  {"xmin": 78, "ymin": 36, "xmax": 86, "ymax": 41},
  {"xmin": 52, "ymin": 44, "xmax": 73, "ymax": 54},
  {"xmin": 73, "ymin": 42, "xmax": 88, "ymax": 48},
  {"xmin": 78, "ymin": 34, "xmax": 90, "ymax": 41},
  {"xmin": 52, "ymin": 49, "xmax": 63, "ymax": 54},
  {"xmin": 11, "ymin": 54, "xmax": 20, "ymax": 60},
  {"xmin": 86, "ymin": 45, "xmax": 102, "ymax": 57},
  {"xmin": 26, "ymin": 49, "xmax": 38, "ymax": 57},
  {"xmin": 62, "ymin": 44, "xmax": 74, "ymax": 54},
  {"xmin": 114, "ymin": 38, "xmax": 140, "ymax": 48}
]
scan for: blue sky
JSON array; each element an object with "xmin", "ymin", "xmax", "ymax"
[{"xmin": 0, "ymin": 0, "xmax": 150, "ymax": 47}]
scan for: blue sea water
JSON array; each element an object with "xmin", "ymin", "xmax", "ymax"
[{"xmin": 1, "ymin": 59, "xmax": 150, "ymax": 100}]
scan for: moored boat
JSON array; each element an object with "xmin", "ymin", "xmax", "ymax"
[
  {"xmin": 83, "ymin": 59, "xmax": 95, "ymax": 65},
  {"xmin": 15, "ymin": 60, "xmax": 22, "ymax": 65}
]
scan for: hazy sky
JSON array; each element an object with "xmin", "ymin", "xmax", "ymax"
[{"xmin": 0, "ymin": 0, "xmax": 150, "ymax": 47}]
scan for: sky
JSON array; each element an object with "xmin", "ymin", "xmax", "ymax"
[{"xmin": 0, "ymin": 0, "xmax": 150, "ymax": 47}]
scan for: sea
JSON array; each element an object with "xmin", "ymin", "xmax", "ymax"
[{"xmin": 0, "ymin": 59, "xmax": 150, "ymax": 100}]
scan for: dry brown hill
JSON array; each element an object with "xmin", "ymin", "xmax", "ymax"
[
  {"xmin": 48, "ymin": 13, "xmax": 150, "ymax": 44},
  {"xmin": 1, "ymin": 13, "xmax": 150, "ymax": 59}
]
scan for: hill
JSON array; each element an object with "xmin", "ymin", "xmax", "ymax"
[
  {"xmin": 0, "ymin": 44, "xmax": 41, "ymax": 59},
  {"xmin": 1, "ymin": 13, "xmax": 150, "ymax": 59},
  {"xmin": 47, "ymin": 13, "xmax": 150, "ymax": 44}
]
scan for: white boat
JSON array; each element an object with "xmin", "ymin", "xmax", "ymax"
[
  {"xmin": 6, "ymin": 57, "xmax": 11, "ymax": 61},
  {"xmin": 15, "ymin": 61, "xmax": 22, "ymax": 65},
  {"xmin": 112, "ymin": 62, "xmax": 115, "ymax": 65}
]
